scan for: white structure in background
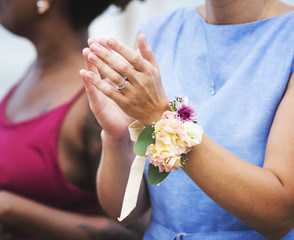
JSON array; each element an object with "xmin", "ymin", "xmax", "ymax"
[{"xmin": 0, "ymin": 0, "xmax": 293, "ymax": 98}]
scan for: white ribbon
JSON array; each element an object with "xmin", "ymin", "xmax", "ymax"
[{"xmin": 118, "ymin": 121, "xmax": 146, "ymax": 222}]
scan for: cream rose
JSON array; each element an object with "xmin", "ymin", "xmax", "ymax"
[{"xmin": 182, "ymin": 122, "xmax": 203, "ymax": 147}]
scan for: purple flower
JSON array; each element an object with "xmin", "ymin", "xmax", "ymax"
[{"xmin": 176, "ymin": 104, "xmax": 197, "ymax": 122}]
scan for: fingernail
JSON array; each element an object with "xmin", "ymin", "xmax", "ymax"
[
  {"xmin": 107, "ymin": 39, "xmax": 116, "ymax": 47},
  {"xmin": 143, "ymin": 37, "xmax": 148, "ymax": 48},
  {"xmin": 79, "ymin": 69, "xmax": 86, "ymax": 75},
  {"xmin": 136, "ymin": 48, "xmax": 142, "ymax": 57},
  {"xmin": 91, "ymin": 44, "xmax": 100, "ymax": 53},
  {"xmin": 88, "ymin": 53, "xmax": 98, "ymax": 62},
  {"xmin": 88, "ymin": 37, "xmax": 97, "ymax": 46},
  {"xmin": 82, "ymin": 48, "xmax": 88, "ymax": 55},
  {"xmin": 85, "ymin": 71, "xmax": 94, "ymax": 80}
]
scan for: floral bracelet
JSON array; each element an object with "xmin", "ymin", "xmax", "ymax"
[
  {"xmin": 118, "ymin": 96, "xmax": 203, "ymax": 221},
  {"xmin": 134, "ymin": 96, "xmax": 203, "ymax": 185}
]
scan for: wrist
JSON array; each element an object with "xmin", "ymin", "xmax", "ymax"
[
  {"xmin": 143, "ymin": 96, "xmax": 203, "ymax": 183},
  {"xmin": 101, "ymin": 129, "xmax": 132, "ymax": 146},
  {"xmin": 140, "ymin": 99, "xmax": 170, "ymax": 126}
]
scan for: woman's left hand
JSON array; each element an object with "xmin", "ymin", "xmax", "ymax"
[{"xmin": 83, "ymin": 34, "xmax": 170, "ymax": 126}]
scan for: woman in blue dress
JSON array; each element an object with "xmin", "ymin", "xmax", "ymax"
[{"xmin": 81, "ymin": 0, "xmax": 294, "ymax": 239}]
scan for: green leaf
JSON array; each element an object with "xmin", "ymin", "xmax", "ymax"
[
  {"xmin": 134, "ymin": 124, "xmax": 155, "ymax": 157},
  {"xmin": 148, "ymin": 164, "xmax": 170, "ymax": 185}
]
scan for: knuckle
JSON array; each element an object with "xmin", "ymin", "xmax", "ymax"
[
  {"xmin": 99, "ymin": 49, "xmax": 107, "ymax": 59},
  {"xmin": 116, "ymin": 43, "xmax": 124, "ymax": 52},
  {"xmin": 96, "ymin": 59, "xmax": 104, "ymax": 71},
  {"xmin": 112, "ymin": 74, "xmax": 123, "ymax": 84},
  {"xmin": 145, "ymin": 69, "xmax": 153, "ymax": 79},
  {"xmin": 148, "ymin": 67, "xmax": 159, "ymax": 77},
  {"xmin": 118, "ymin": 62, "xmax": 129, "ymax": 74},
  {"xmin": 130, "ymin": 52, "xmax": 140, "ymax": 65},
  {"xmin": 105, "ymin": 88, "xmax": 115, "ymax": 99}
]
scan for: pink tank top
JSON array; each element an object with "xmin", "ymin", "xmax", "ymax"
[{"xmin": 0, "ymin": 86, "xmax": 103, "ymax": 238}]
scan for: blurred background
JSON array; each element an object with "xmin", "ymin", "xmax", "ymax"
[{"xmin": 0, "ymin": 0, "xmax": 293, "ymax": 98}]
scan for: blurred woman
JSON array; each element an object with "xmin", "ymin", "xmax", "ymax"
[{"xmin": 0, "ymin": 0, "xmax": 147, "ymax": 239}]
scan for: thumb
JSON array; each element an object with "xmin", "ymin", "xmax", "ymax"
[{"xmin": 138, "ymin": 33, "xmax": 158, "ymax": 67}]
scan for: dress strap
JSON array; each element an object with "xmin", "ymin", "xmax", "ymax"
[{"xmin": 66, "ymin": 86, "xmax": 85, "ymax": 106}]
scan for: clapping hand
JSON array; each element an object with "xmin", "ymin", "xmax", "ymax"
[
  {"xmin": 80, "ymin": 38, "xmax": 134, "ymax": 140},
  {"xmin": 80, "ymin": 34, "xmax": 169, "ymax": 128}
]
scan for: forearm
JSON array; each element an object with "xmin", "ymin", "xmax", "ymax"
[
  {"xmin": 185, "ymin": 134, "xmax": 293, "ymax": 239},
  {"xmin": 1, "ymin": 192, "xmax": 139, "ymax": 240},
  {"xmin": 97, "ymin": 131, "xmax": 150, "ymax": 224}
]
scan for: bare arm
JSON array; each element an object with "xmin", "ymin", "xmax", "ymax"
[
  {"xmin": 81, "ymin": 105, "xmax": 150, "ymax": 228},
  {"xmin": 180, "ymin": 73, "xmax": 294, "ymax": 239},
  {"xmin": 97, "ymin": 131, "xmax": 150, "ymax": 224},
  {"xmin": 0, "ymin": 191, "xmax": 141, "ymax": 240},
  {"xmin": 183, "ymin": 91, "xmax": 291, "ymax": 239}
]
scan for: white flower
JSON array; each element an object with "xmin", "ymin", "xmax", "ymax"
[{"xmin": 182, "ymin": 122, "xmax": 203, "ymax": 147}]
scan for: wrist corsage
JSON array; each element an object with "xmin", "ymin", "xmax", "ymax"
[
  {"xmin": 134, "ymin": 96, "xmax": 203, "ymax": 185},
  {"xmin": 118, "ymin": 96, "xmax": 203, "ymax": 221}
]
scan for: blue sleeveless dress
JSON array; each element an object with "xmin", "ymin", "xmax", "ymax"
[{"xmin": 140, "ymin": 7, "xmax": 294, "ymax": 240}]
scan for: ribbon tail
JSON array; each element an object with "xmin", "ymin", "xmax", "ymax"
[{"xmin": 117, "ymin": 155, "xmax": 146, "ymax": 222}]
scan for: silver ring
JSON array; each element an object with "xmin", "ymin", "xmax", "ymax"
[{"xmin": 116, "ymin": 78, "xmax": 128, "ymax": 90}]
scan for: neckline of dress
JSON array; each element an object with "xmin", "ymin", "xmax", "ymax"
[
  {"xmin": 194, "ymin": 6, "xmax": 294, "ymax": 28},
  {"xmin": 0, "ymin": 85, "xmax": 85, "ymax": 127}
]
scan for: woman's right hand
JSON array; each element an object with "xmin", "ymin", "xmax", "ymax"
[
  {"xmin": 80, "ymin": 34, "xmax": 170, "ymax": 127},
  {"xmin": 80, "ymin": 42, "xmax": 134, "ymax": 141}
]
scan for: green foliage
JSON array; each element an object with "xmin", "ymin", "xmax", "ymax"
[
  {"xmin": 134, "ymin": 124, "xmax": 170, "ymax": 185},
  {"xmin": 134, "ymin": 124, "xmax": 155, "ymax": 157},
  {"xmin": 148, "ymin": 164, "xmax": 170, "ymax": 185}
]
